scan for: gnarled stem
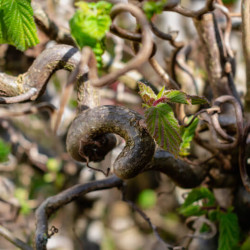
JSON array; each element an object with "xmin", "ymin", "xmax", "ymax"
[{"xmin": 0, "ymin": 45, "xmax": 81, "ymax": 101}]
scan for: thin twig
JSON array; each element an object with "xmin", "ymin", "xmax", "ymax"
[
  {"xmin": 241, "ymin": 0, "xmax": 250, "ymax": 111},
  {"xmin": 121, "ymin": 186, "xmax": 176, "ymax": 250},
  {"xmin": 35, "ymin": 175, "xmax": 123, "ymax": 250},
  {"xmin": 0, "ymin": 88, "xmax": 37, "ymax": 104},
  {"xmin": 0, "ymin": 225, "xmax": 33, "ymax": 250}
]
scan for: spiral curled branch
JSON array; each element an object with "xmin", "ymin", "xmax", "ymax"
[
  {"xmin": 66, "ymin": 105, "xmax": 208, "ymax": 185},
  {"xmin": 66, "ymin": 105, "xmax": 155, "ymax": 179}
]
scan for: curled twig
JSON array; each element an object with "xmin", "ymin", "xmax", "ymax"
[
  {"xmin": 211, "ymin": 95, "xmax": 243, "ymax": 149},
  {"xmin": 91, "ymin": 3, "xmax": 153, "ymax": 87},
  {"xmin": 164, "ymin": 0, "xmax": 214, "ymax": 19}
]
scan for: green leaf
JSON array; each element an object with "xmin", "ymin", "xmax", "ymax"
[
  {"xmin": 138, "ymin": 189, "xmax": 157, "ymax": 209},
  {"xmin": 145, "ymin": 103, "xmax": 182, "ymax": 157},
  {"xmin": 46, "ymin": 158, "xmax": 61, "ymax": 173},
  {"xmin": 0, "ymin": 0, "xmax": 39, "ymax": 51},
  {"xmin": 241, "ymin": 236, "xmax": 250, "ymax": 250},
  {"xmin": 179, "ymin": 187, "xmax": 215, "ymax": 216},
  {"xmin": 0, "ymin": 138, "xmax": 10, "ymax": 162},
  {"xmin": 179, "ymin": 117, "xmax": 199, "ymax": 156},
  {"xmin": 179, "ymin": 204, "xmax": 206, "ymax": 217},
  {"xmin": 138, "ymin": 81, "xmax": 157, "ymax": 106},
  {"xmin": 157, "ymin": 86, "xmax": 165, "ymax": 99},
  {"xmin": 164, "ymin": 90, "xmax": 191, "ymax": 104},
  {"xmin": 189, "ymin": 95, "xmax": 209, "ymax": 105},
  {"xmin": 143, "ymin": 0, "xmax": 166, "ymax": 19},
  {"xmin": 69, "ymin": 1, "xmax": 112, "ymax": 67},
  {"xmin": 218, "ymin": 211, "xmax": 240, "ymax": 250}
]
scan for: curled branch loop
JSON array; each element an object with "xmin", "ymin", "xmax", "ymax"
[
  {"xmin": 66, "ymin": 105, "xmax": 155, "ymax": 179},
  {"xmin": 91, "ymin": 3, "xmax": 153, "ymax": 87}
]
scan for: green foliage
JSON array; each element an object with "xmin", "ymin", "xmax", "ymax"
[
  {"xmin": 179, "ymin": 188, "xmax": 240, "ymax": 250},
  {"xmin": 0, "ymin": 138, "xmax": 10, "ymax": 162},
  {"xmin": 44, "ymin": 158, "xmax": 65, "ymax": 188},
  {"xmin": 138, "ymin": 189, "xmax": 157, "ymax": 209},
  {"xmin": 15, "ymin": 187, "xmax": 32, "ymax": 215},
  {"xmin": 218, "ymin": 211, "xmax": 240, "ymax": 250},
  {"xmin": 178, "ymin": 187, "xmax": 215, "ymax": 217},
  {"xmin": 241, "ymin": 237, "xmax": 250, "ymax": 250},
  {"xmin": 145, "ymin": 103, "xmax": 182, "ymax": 157},
  {"xmin": 222, "ymin": 0, "xmax": 237, "ymax": 5},
  {"xmin": 0, "ymin": 0, "xmax": 39, "ymax": 51},
  {"xmin": 138, "ymin": 81, "xmax": 157, "ymax": 107},
  {"xmin": 143, "ymin": 0, "xmax": 167, "ymax": 19},
  {"xmin": 69, "ymin": 1, "xmax": 112, "ymax": 67},
  {"xmin": 138, "ymin": 82, "xmax": 207, "ymax": 157},
  {"xmin": 179, "ymin": 117, "xmax": 199, "ymax": 156}
]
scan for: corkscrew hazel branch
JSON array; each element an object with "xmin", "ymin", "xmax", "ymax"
[{"xmin": 66, "ymin": 105, "xmax": 208, "ymax": 186}]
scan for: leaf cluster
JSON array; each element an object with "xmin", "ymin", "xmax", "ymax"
[
  {"xmin": 179, "ymin": 187, "xmax": 240, "ymax": 250},
  {"xmin": 143, "ymin": 0, "xmax": 167, "ymax": 20},
  {"xmin": 0, "ymin": 0, "xmax": 39, "ymax": 51},
  {"xmin": 138, "ymin": 81, "xmax": 207, "ymax": 157},
  {"xmin": 69, "ymin": 1, "xmax": 112, "ymax": 67}
]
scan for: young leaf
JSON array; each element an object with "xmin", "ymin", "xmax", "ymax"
[
  {"xmin": 179, "ymin": 187, "xmax": 215, "ymax": 216},
  {"xmin": 188, "ymin": 95, "xmax": 209, "ymax": 105},
  {"xmin": 0, "ymin": 139, "xmax": 10, "ymax": 163},
  {"xmin": 69, "ymin": 1, "xmax": 112, "ymax": 67},
  {"xmin": 1, "ymin": 0, "xmax": 39, "ymax": 51},
  {"xmin": 179, "ymin": 117, "xmax": 199, "ymax": 156},
  {"xmin": 138, "ymin": 81, "xmax": 157, "ymax": 106},
  {"xmin": 218, "ymin": 211, "xmax": 240, "ymax": 250},
  {"xmin": 156, "ymin": 86, "xmax": 165, "ymax": 99},
  {"xmin": 164, "ymin": 90, "xmax": 191, "ymax": 104},
  {"xmin": 143, "ymin": 0, "xmax": 166, "ymax": 19},
  {"xmin": 145, "ymin": 103, "xmax": 182, "ymax": 157}
]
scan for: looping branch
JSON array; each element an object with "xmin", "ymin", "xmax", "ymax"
[
  {"xmin": 66, "ymin": 105, "xmax": 208, "ymax": 186},
  {"xmin": 90, "ymin": 3, "xmax": 153, "ymax": 87}
]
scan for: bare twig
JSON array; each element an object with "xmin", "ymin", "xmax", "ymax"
[
  {"xmin": 239, "ymin": 122, "xmax": 250, "ymax": 192},
  {"xmin": 0, "ymin": 225, "xmax": 33, "ymax": 250},
  {"xmin": 121, "ymin": 186, "xmax": 176, "ymax": 250},
  {"xmin": 35, "ymin": 175, "xmax": 123, "ymax": 250},
  {"xmin": 149, "ymin": 58, "xmax": 180, "ymax": 89},
  {"xmin": 164, "ymin": 0, "xmax": 214, "ymax": 19},
  {"xmin": 0, "ymin": 103, "xmax": 55, "ymax": 118},
  {"xmin": 0, "ymin": 88, "xmax": 37, "ymax": 104},
  {"xmin": 241, "ymin": 0, "xmax": 250, "ymax": 111}
]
